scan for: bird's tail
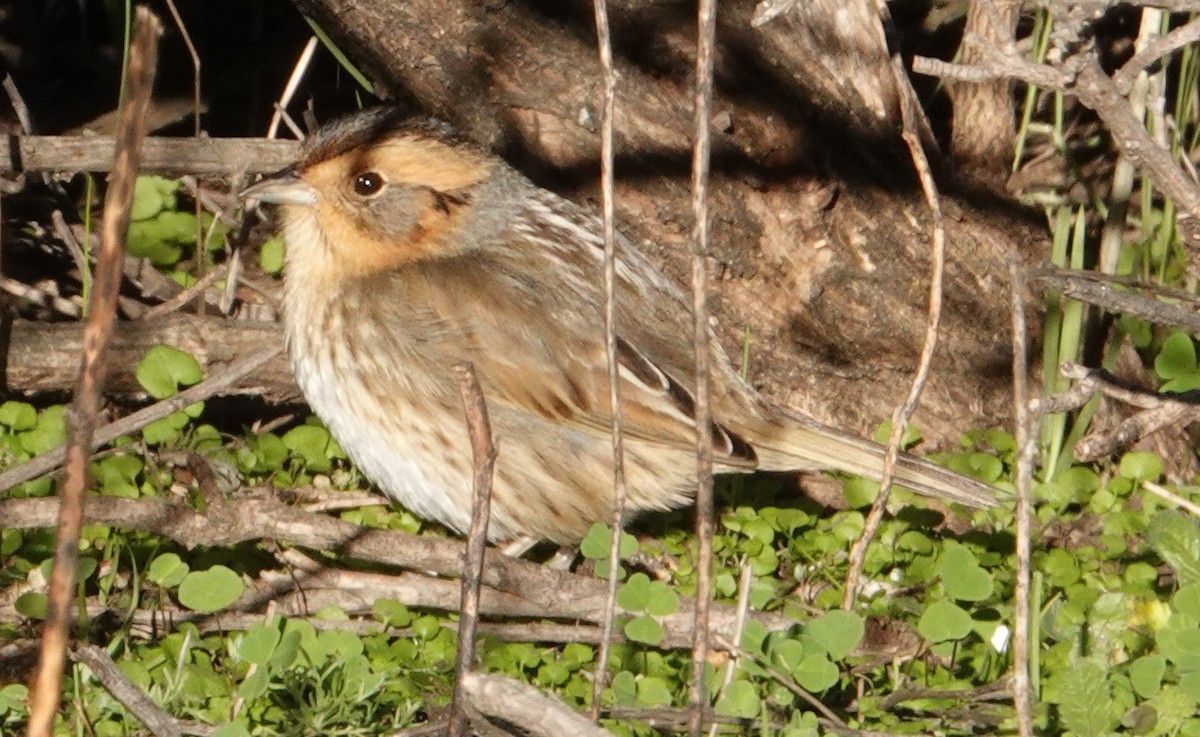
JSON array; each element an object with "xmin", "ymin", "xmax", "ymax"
[{"xmin": 744, "ymin": 408, "xmax": 1005, "ymax": 509}]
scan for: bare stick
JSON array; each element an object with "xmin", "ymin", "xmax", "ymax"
[
  {"xmin": 843, "ymin": 61, "xmax": 947, "ymax": 609},
  {"xmin": 1143, "ymin": 482, "xmax": 1200, "ymax": 517},
  {"xmin": 461, "ymin": 672, "xmax": 616, "ymax": 737},
  {"xmin": 0, "ymin": 136, "xmax": 299, "ymax": 176},
  {"xmin": 72, "ymin": 645, "xmax": 182, "ymax": 737},
  {"xmin": 25, "ymin": 10, "xmax": 161, "ymax": 737},
  {"xmin": 1112, "ymin": 16, "xmax": 1200, "ymax": 94},
  {"xmin": 449, "ymin": 362, "xmax": 498, "ymax": 737},
  {"xmin": 0, "ymin": 345, "xmax": 282, "ymax": 493},
  {"xmin": 687, "ymin": 0, "xmax": 719, "ymax": 733},
  {"xmin": 589, "ymin": 0, "xmax": 629, "ymax": 721},
  {"xmin": 1009, "ymin": 258, "xmax": 1035, "ymax": 737}
]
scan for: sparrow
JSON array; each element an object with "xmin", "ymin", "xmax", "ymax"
[{"xmin": 240, "ymin": 107, "xmax": 1001, "ymax": 544}]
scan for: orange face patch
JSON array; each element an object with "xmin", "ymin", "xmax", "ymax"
[{"xmin": 289, "ymin": 135, "xmax": 493, "ymax": 279}]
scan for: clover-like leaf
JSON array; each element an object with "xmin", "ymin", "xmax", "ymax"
[
  {"xmin": 715, "ymin": 680, "xmax": 761, "ymax": 718},
  {"xmin": 146, "ymin": 553, "xmax": 189, "ymax": 588},
  {"xmin": 917, "ymin": 600, "xmax": 973, "ymax": 642},
  {"xmin": 793, "ymin": 653, "xmax": 839, "ymax": 692},
  {"xmin": 805, "ymin": 610, "xmax": 864, "ymax": 661},
  {"xmin": 940, "ymin": 543, "xmax": 994, "ymax": 602},
  {"xmin": 624, "ymin": 614, "xmax": 665, "ymax": 645},
  {"xmin": 136, "ymin": 345, "xmax": 203, "ymax": 400},
  {"xmin": 177, "ymin": 565, "xmax": 243, "ymax": 612}
]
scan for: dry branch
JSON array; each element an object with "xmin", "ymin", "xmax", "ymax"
[
  {"xmin": 0, "ymin": 136, "xmax": 298, "ymax": 176},
  {"xmin": 0, "ymin": 494, "xmax": 795, "ymax": 643}
]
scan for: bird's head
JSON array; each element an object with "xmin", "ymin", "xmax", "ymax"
[{"xmin": 240, "ymin": 108, "xmax": 513, "ymax": 282}]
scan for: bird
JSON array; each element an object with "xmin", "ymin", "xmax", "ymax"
[{"xmin": 240, "ymin": 106, "xmax": 1002, "ymax": 544}]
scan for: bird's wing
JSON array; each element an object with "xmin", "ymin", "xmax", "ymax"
[
  {"xmin": 481, "ymin": 330, "xmax": 759, "ymax": 469},
  {"xmin": 395, "ymin": 257, "xmax": 758, "ymax": 468}
]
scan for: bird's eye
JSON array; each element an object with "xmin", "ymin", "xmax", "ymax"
[{"xmin": 353, "ymin": 172, "xmax": 385, "ymax": 197}]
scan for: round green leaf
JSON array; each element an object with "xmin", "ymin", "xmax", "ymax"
[
  {"xmin": 136, "ymin": 345, "xmax": 203, "ymax": 399},
  {"xmin": 715, "ymin": 680, "xmax": 761, "ymax": 718},
  {"xmin": 636, "ymin": 676, "xmax": 673, "ymax": 707},
  {"xmin": 624, "ymin": 614, "xmax": 665, "ymax": 645},
  {"xmin": 616, "ymin": 574, "xmax": 652, "ymax": 612},
  {"xmin": 1155, "ymin": 332, "xmax": 1197, "ymax": 380},
  {"xmin": 238, "ymin": 622, "xmax": 282, "ymax": 665},
  {"xmin": 1119, "ymin": 451, "xmax": 1164, "ymax": 482},
  {"xmin": 644, "ymin": 581, "xmax": 679, "ymax": 616},
  {"xmin": 0, "ymin": 401, "xmax": 36, "ymax": 430},
  {"xmin": 15, "ymin": 591, "xmax": 47, "ymax": 619},
  {"xmin": 940, "ymin": 543, "xmax": 994, "ymax": 602},
  {"xmin": 805, "ymin": 610, "xmax": 864, "ymax": 660},
  {"xmin": 260, "ymin": 237, "xmax": 285, "ymax": 275},
  {"xmin": 1129, "ymin": 654, "xmax": 1166, "ymax": 698},
  {"xmin": 793, "ymin": 653, "xmax": 839, "ymax": 692},
  {"xmin": 917, "ymin": 600, "xmax": 974, "ymax": 641},
  {"xmin": 580, "ymin": 523, "xmax": 638, "ymax": 560},
  {"xmin": 177, "ymin": 565, "xmax": 243, "ymax": 612},
  {"xmin": 146, "ymin": 553, "xmax": 189, "ymax": 588}
]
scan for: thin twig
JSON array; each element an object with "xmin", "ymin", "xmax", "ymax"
[
  {"xmin": 25, "ymin": 10, "xmax": 161, "ymax": 737},
  {"xmin": 139, "ymin": 261, "xmax": 229, "ymax": 320},
  {"xmin": 844, "ymin": 59, "xmax": 947, "ymax": 609},
  {"xmin": 707, "ymin": 561, "xmax": 752, "ymax": 737},
  {"xmin": 268, "ymin": 37, "xmax": 318, "ymax": 139},
  {"xmin": 589, "ymin": 0, "xmax": 628, "ymax": 722},
  {"xmin": 1112, "ymin": 16, "xmax": 1200, "ymax": 94},
  {"xmin": 1143, "ymin": 482, "xmax": 1200, "ymax": 517},
  {"xmin": 687, "ymin": 0, "xmax": 719, "ymax": 733},
  {"xmin": 449, "ymin": 362, "xmax": 498, "ymax": 737},
  {"xmin": 0, "ymin": 344, "xmax": 282, "ymax": 493},
  {"xmin": 1009, "ymin": 258, "xmax": 1035, "ymax": 737}
]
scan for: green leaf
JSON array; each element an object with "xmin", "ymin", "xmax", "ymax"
[
  {"xmin": 0, "ymin": 401, "xmax": 36, "ymax": 430},
  {"xmin": 283, "ymin": 424, "xmax": 340, "ymax": 472},
  {"xmin": 610, "ymin": 670, "xmax": 637, "ymax": 706},
  {"xmin": 624, "ymin": 615, "xmax": 665, "ymax": 645},
  {"xmin": 636, "ymin": 676, "xmax": 673, "ymax": 707},
  {"xmin": 805, "ymin": 610, "xmax": 864, "ymax": 660},
  {"xmin": 1129, "ymin": 654, "xmax": 1166, "ymax": 698},
  {"xmin": 940, "ymin": 543, "xmax": 994, "ymax": 602},
  {"xmin": 580, "ymin": 523, "xmax": 638, "ymax": 560},
  {"xmin": 1118, "ymin": 451, "xmax": 1164, "ymax": 482},
  {"xmin": 212, "ymin": 723, "xmax": 251, "ymax": 737},
  {"xmin": 259, "ymin": 237, "xmax": 285, "ymax": 275},
  {"xmin": 14, "ymin": 591, "xmax": 47, "ymax": 619},
  {"xmin": 1175, "ymin": 583, "xmax": 1200, "ymax": 616},
  {"xmin": 616, "ymin": 574, "xmax": 651, "ymax": 612},
  {"xmin": 142, "ymin": 411, "xmax": 193, "ymax": 445},
  {"xmin": 236, "ymin": 667, "xmax": 270, "ymax": 701},
  {"xmin": 644, "ymin": 580, "xmax": 679, "ymax": 617},
  {"xmin": 373, "ymin": 599, "xmax": 412, "ymax": 627},
  {"xmin": 131, "ymin": 175, "xmax": 179, "ymax": 221},
  {"xmin": 177, "ymin": 566, "xmax": 243, "ymax": 612},
  {"xmin": 0, "ymin": 684, "xmax": 28, "ymax": 715},
  {"xmin": 1146, "ymin": 511, "xmax": 1200, "ymax": 586},
  {"xmin": 1047, "ymin": 660, "xmax": 1121, "ymax": 737},
  {"xmin": 842, "ymin": 477, "xmax": 878, "ymax": 508},
  {"xmin": 793, "ymin": 654, "xmax": 839, "ymax": 692},
  {"xmin": 95, "ymin": 454, "xmax": 144, "ymax": 497},
  {"xmin": 715, "ymin": 680, "xmax": 761, "ymax": 718},
  {"xmin": 146, "ymin": 553, "xmax": 189, "ymax": 588},
  {"xmin": 1156, "ymin": 332, "xmax": 1198, "ymax": 379},
  {"xmin": 20, "ymin": 406, "xmax": 67, "ymax": 455},
  {"xmin": 917, "ymin": 600, "xmax": 973, "ymax": 641},
  {"xmin": 136, "ymin": 345, "xmax": 203, "ymax": 399},
  {"xmin": 238, "ymin": 621, "xmax": 281, "ymax": 665}
]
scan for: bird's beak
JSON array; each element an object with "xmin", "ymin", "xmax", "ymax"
[{"xmin": 239, "ymin": 167, "xmax": 318, "ymax": 206}]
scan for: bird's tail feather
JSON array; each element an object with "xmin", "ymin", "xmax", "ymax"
[{"xmin": 748, "ymin": 410, "xmax": 1004, "ymax": 509}]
